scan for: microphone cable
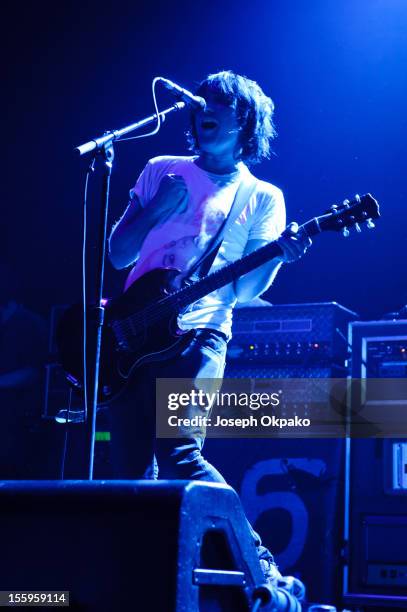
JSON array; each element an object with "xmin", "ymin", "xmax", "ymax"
[{"xmin": 118, "ymin": 77, "xmax": 164, "ymax": 142}]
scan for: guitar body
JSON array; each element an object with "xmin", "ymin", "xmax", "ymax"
[{"xmin": 56, "ymin": 269, "xmax": 194, "ymax": 405}]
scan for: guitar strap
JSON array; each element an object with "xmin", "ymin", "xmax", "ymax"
[{"xmin": 187, "ymin": 167, "xmax": 258, "ymax": 282}]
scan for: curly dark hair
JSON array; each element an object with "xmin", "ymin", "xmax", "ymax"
[{"xmin": 186, "ymin": 70, "xmax": 277, "ymax": 166}]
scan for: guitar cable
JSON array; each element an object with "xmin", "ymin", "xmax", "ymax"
[
  {"xmin": 58, "ymin": 158, "xmax": 94, "ymax": 478},
  {"xmin": 82, "ymin": 157, "xmax": 95, "ymax": 425},
  {"xmin": 60, "ymin": 388, "xmax": 73, "ymax": 480}
]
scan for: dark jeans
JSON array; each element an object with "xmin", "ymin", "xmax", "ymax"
[{"xmin": 109, "ymin": 328, "xmax": 272, "ymax": 561}]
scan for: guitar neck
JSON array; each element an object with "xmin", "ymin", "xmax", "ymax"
[{"xmin": 167, "ymin": 218, "xmax": 320, "ymax": 311}]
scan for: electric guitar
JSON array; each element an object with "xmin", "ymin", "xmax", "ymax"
[{"xmin": 56, "ymin": 193, "xmax": 380, "ymax": 404}]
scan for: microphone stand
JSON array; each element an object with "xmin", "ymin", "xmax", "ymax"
[{"xmin": 76, "ymin": 101, "xmax": 186, "ymax": 479}]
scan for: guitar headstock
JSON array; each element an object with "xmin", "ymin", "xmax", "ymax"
[{"xmin": 310, "ymin": 193, "xmax": 380, "ymax": 236}]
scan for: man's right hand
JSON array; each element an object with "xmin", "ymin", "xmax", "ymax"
[
  {"xmin": 108, "ymin": 174, "xmax": 189, "ymax": 270},
  {"xmin": 154, "ymin": 174, "xmax": 189, "ymax": 219}
]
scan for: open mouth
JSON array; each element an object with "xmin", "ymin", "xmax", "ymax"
[{"xmin": 200, "ymin": 118, "xmax": 218, "ymax": 130}]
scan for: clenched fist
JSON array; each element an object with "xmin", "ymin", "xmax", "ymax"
[{"xmin": 153, "ymin": 174, "xmax": 189, "ymax": 219}]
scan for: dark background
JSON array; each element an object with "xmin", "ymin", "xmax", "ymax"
[
  {"xmin": 3, "ymin": 0, "xmax": 407, "ymax": 320},
  {"xmin": 2, "ymin": 2, "xmax": 407, "ymax": 602}
]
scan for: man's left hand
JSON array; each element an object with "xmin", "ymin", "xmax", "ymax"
[{"xmin": 277, "ymin": 222, "xmax": 312, "ymax": 263}]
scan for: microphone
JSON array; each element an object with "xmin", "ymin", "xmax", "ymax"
[{"xmin": 159, "ymin": 78, "xmax": 206, "ymax": 111}]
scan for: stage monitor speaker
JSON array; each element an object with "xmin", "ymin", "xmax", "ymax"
[{"xmin": 0, "ymin": 481, "xmax": 298, "ymax": 612}]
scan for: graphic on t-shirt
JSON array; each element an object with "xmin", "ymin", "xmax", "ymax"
[{"xmin": 124, "ymin": 156, "xmax": 286, "ymax": 338}]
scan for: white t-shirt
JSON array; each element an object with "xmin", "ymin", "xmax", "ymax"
[{"xmin": 124, "ymin": 155, "xmax": 286, "ymax": 338}]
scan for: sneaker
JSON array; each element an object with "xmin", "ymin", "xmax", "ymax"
[
  {"xmin": 259, "ymin": 558, "xmax": 306, "ymax": 602},
  {"xmin": 259, "ymin": 558, "xmax": 283, "ymax": 586}
]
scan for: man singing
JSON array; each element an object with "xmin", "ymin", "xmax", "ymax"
[{"xmin": 108, "ymin": 70, "xmax": 310, "ymax": 592}]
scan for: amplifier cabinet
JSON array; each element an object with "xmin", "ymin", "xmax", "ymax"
[
  {"xmin": 212, "ymin": 303, "xmax": 358, "ymax": 604},
  {"xmin": 344, "ymin": 320, "xmax": 407, "ymax": 608}
]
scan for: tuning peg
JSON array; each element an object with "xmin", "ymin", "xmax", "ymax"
[
  {"xmin": 342, "ymin": 227, "xmax": 350, "ymax": 238},
  {"xmin": 354, "ymin": 222, "xmax": 362, "ymax": 233},
  {"xmin": 366, "ymin": 218, "xmax": 375, "ymax": 229},
  {"xmin": 326, "ymin": 204, "xmax": 339, "ymax": 214}
]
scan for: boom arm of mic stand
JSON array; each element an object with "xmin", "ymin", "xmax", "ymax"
[{"xmin": 75, "ymin": 101, "xmax": 186, "ymax": 156}]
